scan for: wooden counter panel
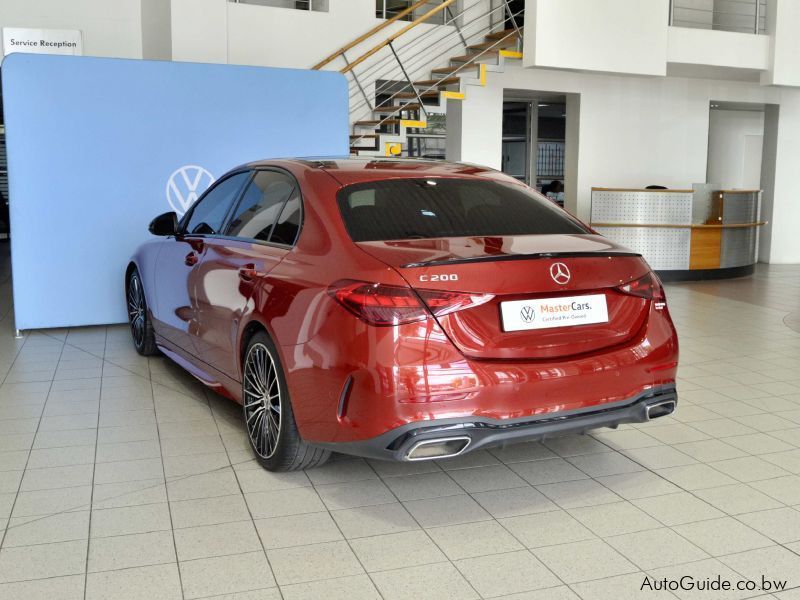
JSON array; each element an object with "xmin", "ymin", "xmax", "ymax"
[{"xmin": 690, "ymin": 228, "xmax": 721, "ymax": 270}]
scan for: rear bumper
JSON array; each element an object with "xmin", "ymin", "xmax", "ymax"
[
  {"xmin": 287, "ymin": 303, "xmax": 679, "ymax": 444},
  {"xmin": 313, "ymin": 385, "xmax": 677, "ymax": 461}
]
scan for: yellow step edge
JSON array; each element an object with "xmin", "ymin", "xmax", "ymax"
[
  {"xmin": 479, "ymin": 63, "xmax": 486, "ymax": 86},
  {"xmin": 441, "ymin": 91, "xmax": 465, "ymax": 100},
  {"xmin": 499, "ymin": 50, "xmax": 523, "ymax": 59},
  {"xmin": 400, "ymin": 119, "xmax": 427, "ymax": 128}
]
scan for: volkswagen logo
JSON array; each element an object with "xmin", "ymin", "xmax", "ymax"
[
  {"xmin": 166, "ymin": 165, "xmax": 215, "ymax": 216},
  {"xmin": 520, "ymin": 305, "xmax": 535, "ymax": 323},
  {"xmin": 550, "ymin": 262, "xmax": 571, "ymax": 285}
]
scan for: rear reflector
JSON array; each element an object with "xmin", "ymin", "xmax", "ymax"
[{"xmin": 329, "ymin": 280, "xmax": 493, "ymax": 326}]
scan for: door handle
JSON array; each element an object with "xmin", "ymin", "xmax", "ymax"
[
  {"xmin": 238, "ymin": 263, "xmax": 258, "ymax": 281},
  {"xmin": 185, "ymin": 252, "xmax": 199, "ymax": 266}
]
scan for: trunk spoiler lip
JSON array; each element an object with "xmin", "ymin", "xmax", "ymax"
[{"xmin": 401, "ymin": 251, "xmax": 643, "ymax": 269}]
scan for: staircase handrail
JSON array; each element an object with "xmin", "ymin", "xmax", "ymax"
[
  {"xmin": 347, "ymin": 0, "xmax": 503, "ymax": 100},
  {"xmin": 350, "ymin": 26, "xmax": 520, "ymax": 145},
  {"xmin": 340, "ymin": 0, "xmax": 459, "ymax": 74},
  {"xmin": 346, "ymin": 2, "xmax": 518, "ymax": 116}
]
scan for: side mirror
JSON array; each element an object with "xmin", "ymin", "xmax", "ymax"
[{"xmin": 149, "ymin": 211, "xmax": 179, "ymax": 236}]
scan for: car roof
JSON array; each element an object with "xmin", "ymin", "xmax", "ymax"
[{"xmin": 244, "ymin": 157, "xmax": 507, "ymax": 186}]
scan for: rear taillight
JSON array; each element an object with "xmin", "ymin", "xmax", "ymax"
[
  {"xmin": 617, "ymin": 272, "xmax": 666, "ymax": 307},
  {"xmin": 417, "ymin": 289, "xmax": 494, "ymax": 318},
  {"xmin": 329, "ymin": 280, "xmax": 493, "ymax": 326}
]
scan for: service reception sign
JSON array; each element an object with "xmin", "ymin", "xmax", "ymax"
[{"xmin": 2, "ymin": 27, "xmax": 82, "ymax": 56}]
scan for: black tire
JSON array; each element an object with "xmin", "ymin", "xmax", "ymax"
[
  {"xmin": 127, "ymin": 268, "xmax": 158, "ymax": 356},
  {"xmin": 242, "ymin": 331, "xmax": 330, "ymax": 471}
]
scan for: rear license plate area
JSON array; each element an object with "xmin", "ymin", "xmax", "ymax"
[{"xmin": 500, "ymin": 294, "xmax": 609, "ymax": 332}]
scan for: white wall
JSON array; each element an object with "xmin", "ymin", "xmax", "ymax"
[
  {"xmin": 171, "ymin": 0, "xmax": 227, "ymax": 63},
  {"xmin": 456, "ymin": 64, "xmax": 800, "ymax": 263},
  {"xmin": 667, "ymin": 27, "xmax": 769, "ymax": 71},
  {"xmin": 525, "ymin": 0, "xmax": 669, "ymax": 76},
  {"xmin": 171, "ymin": 0, "xmax": 491, "ymax": 123},
  {"xmin": 445, "ymin": 84, "xmax": 503, "ymax": 169},
  {"xmin": 764, "ymin": 92, "xmax": 800, "ymax": 263},
  {"xmin": 707, "ymin": 108, "xmax": 765, "ymax": 189},
  {"xmin": 170, "ymin": 1, "xmax": 491, "ymax": 70},
  {"xmin": 468, "ymin": 68, "xmax": 800, "ymax": 263},
  {"xmin": 141, "ymin": 0, "xmax": 171, "ymax": 60},
  {"xmin": 226, "ymin": 0, "xmax": 377, "ymax": 69},
  {"xmin": 762, "ymin": 0, "xmax": 800, "ymax": 87},
  {"xmin": 224, "ymin": 0, "xmax": 481, "ymax": 70},
  {"xmin": 0, "ymin": 0, "xmax": 143, "ymax": 59},
  {"xmin": 521, "ymin": 0, "xmax": 794, "ymax": 81},
  {"xmin": 482, "ymin": 67, "xmax": 784, "ymax": 213}
]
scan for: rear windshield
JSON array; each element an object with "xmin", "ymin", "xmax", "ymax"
[{"xmin": 337, "ymin": 178, "xmax": 588, "ymax": 242}]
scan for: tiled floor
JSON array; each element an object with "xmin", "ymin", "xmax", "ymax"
[{"xmin": 1, "ymin": 242, "xmax": 800, "ymax": 599}]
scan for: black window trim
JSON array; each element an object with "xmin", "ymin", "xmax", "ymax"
[{"xmin": 219, "ymin": 166, "xmax": 305, "ymax": 249}]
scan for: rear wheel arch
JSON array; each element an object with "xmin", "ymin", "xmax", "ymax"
[
  {"xmin": 125, "ymin": 263, "xmax": 158, "ymax": 356},
  {"xmin": 241, "ymin": 328, "xmax": 330, "ymax": 471},
  {"xmin": 125, "ymin": 261, "xmax": 145, "ymax": 308},
  {"xmin": 240, "ymin": 320, "xmax": 268, "ymax": 365},
  {"xmin": 124, "ymin": 262, "xmax": 138, "ymax": 292},
  {"xmin": 238, "ymin": 275, "xmax": 288, "ymax": 366},
  {"xmin": 238, "ymin": 318, "xmax": 282, "ymax": 375}
]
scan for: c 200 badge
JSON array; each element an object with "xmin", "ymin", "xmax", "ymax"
[{"xmin": 419, "ymin": 274, "xmax": 459, "ymax": 282}]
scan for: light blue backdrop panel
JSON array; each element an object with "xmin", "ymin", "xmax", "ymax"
[{"xmin": 2, "ymin": 54, "xmax": 349, "ymax": 330}]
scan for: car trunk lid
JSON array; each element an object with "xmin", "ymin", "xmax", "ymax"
[{"xmin": 357, "ymin": 234, "xmax": 652, "ymax": 360}]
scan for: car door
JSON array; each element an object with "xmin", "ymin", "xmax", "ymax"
[
  {"xmin": 194, "ymin": 169, "xmax": 303, "ymax": 378},
  {"xmin": 152, "ymin": 170, "xmax": 251, "ymax": 356}
]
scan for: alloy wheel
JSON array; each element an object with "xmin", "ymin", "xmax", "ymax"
[
  {"xmin": 127, "ymin": 273, "xmax": 146, "ymax": 349},
  {"xmin": 243, "ymin": 343, "xmax": 282, "ymax": 459}
]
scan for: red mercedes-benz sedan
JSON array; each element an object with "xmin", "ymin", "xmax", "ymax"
[{"xmin": 127, "ymin": 158, "xmax": 678, "ymax": 471}]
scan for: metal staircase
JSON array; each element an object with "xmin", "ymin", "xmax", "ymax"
[{"xmin": 313, "ymin": 0, "xmax": 524, "ymax": 158}]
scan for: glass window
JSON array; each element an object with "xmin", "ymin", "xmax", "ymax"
[
  {"xmin": 270, "ymin": 193, "xmax": 302, "ymax": 245},
  {"xmin": 337, "ymin": 178, "xmax": 588, "ymax": 242},
  {"xmin": 225, "ymin": 171, "xmax": 297, "ymax": 243},
  {"xmin": 183, "ymin": 171, "xmax": 250, "ymax": 235}
]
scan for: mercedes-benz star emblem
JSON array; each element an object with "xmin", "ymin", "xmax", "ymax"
[
  {"xmin": 166, "ymin": 165, "xmax": 215, "ymax": 216},
  {"xmin": 550, "ymin": 262, "xmax": 571, "ymax": 285},
  {"xmin": 520, "ymin": 305, "xmax": 535, "ymax": 323}
]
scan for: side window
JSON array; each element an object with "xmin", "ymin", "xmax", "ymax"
[
  {"xmin": 183, "ymin": 172, "xmax": 250, "ymax": 235},
  {"xmin": 224, "ymin": 171, "xmax": 298, "ymax": 243},
  {"xmin": 270, "ymin": 192, "xmax": 302, "ymax": 246}
]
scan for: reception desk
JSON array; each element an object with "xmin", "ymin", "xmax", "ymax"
[{"xmin": 590, "ymin": 187, "xmax": 765, "ymax": 281}]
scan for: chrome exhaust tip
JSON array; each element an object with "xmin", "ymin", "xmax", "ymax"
[
  {"xmin": 406, "ymin": 436, "xmax": 471, "ymax": 461},
  {"xmin": 646, "ymin": 400, "xmax": 676, "ymax": 420}
]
